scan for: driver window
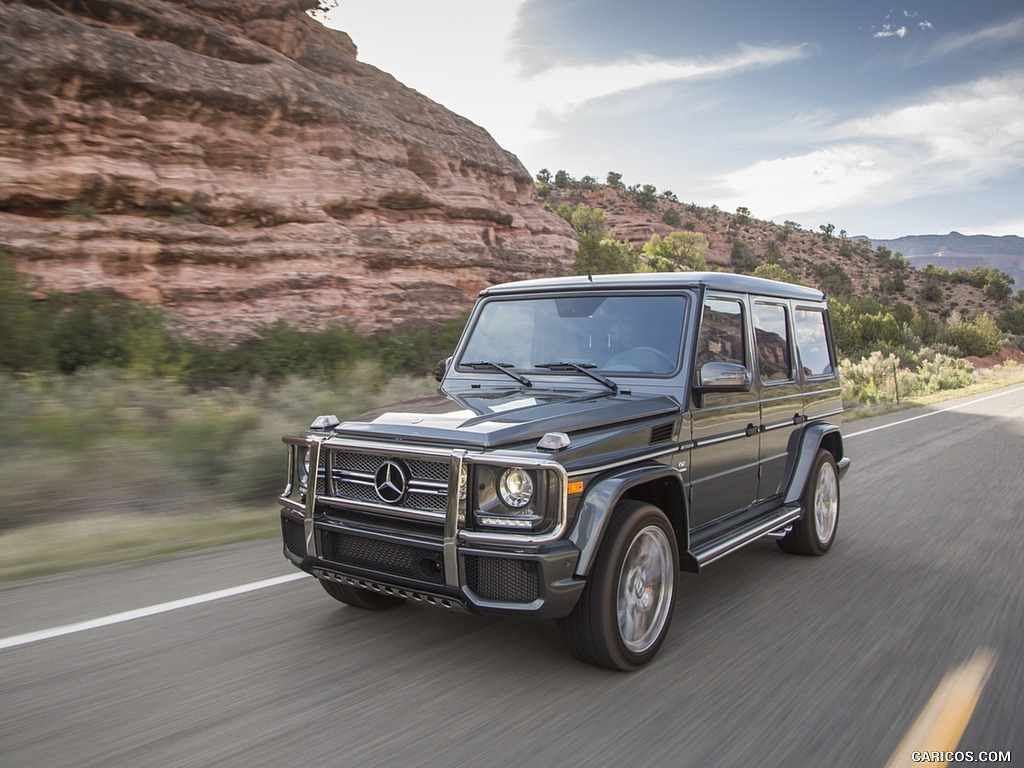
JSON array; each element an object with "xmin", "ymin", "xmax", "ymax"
[{"xmin": 697, "ymin": 298, "xmax": 746, "ymax": 368}]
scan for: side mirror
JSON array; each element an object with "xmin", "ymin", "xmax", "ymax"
[
  {"xmin": 696, "ymin": 361, "xmax": 752, "ymax": 393},
  {"xmin": 434, "ymin": 357, "xmax": 451, "ymax": 382}
]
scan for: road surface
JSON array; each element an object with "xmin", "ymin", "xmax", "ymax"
[{"xmin": 2, "ymin": 385, "xmax": 1022, "ymax": 767}]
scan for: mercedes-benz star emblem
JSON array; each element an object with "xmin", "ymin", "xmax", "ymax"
[{"xmin": 374, "ymin": 459, "xmax": 409, "ymax": 504}]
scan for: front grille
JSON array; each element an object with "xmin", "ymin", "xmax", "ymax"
[
  {"xmin": 465, "ymin": 556, "xmax": 540, "ymax": 603},
  {"xmin": 282, "ymin": 517, "xmax": 306, "ymax": 558},
  {"xmin": 324, "ymin": 450, "xmax": 449, "ymax": 516},
  {"xmin": 319, "ymin": 529, "xmax": 445, "ymax": 585}
]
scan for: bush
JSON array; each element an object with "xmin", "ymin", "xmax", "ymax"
[
  {"xmin": 730, "ymin": 240, "xmax": 758, "ymax": 272},
  {"xmin": 840, "ymin": 351, "xmax": 973, "ymax": 405},
  {"xmin": 943, "ymin": 314, "xmax": 1002, "ymax": 357}
]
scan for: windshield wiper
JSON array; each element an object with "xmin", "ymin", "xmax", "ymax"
[
  {"xmin": 463, "ymin": 361, "xmax": 533, "ymax": 387},
  {"xmin": 535, "ymin": 361, "xmax": 619, "ymax": 394}
]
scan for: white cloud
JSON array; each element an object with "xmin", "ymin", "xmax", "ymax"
[
  {"xmin": 927, "ymin": 15, "xmax": 1024, "ymax": 57},
  {"xmin": 323, "ymin": 3, "xmax": 807, "ymax": 152},
  {"xmin": 874, "ymin": 25, "xmax": 908, "ymax": 39},
  {"xmin": 719, "ymin": 72, "xmax": 1024, "ymax": 221}
]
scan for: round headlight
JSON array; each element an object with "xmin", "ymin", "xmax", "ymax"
[{"xmin": 498, "ymin": 467, "xmax": 534, "ymax": 509}]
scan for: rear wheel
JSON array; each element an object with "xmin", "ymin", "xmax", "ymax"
[
  {"xmin": 319, "ymin": 578, "xmax": 405, "ymax": 610},
  {"xmin": 557, "ymin": 500, "xmax": 678, "ymax": 670},
  {"xmin": 778, "ymin": 449, "xmax": 839, "ymax": 556}
]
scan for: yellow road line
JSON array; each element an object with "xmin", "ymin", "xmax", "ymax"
[{"xmin": 885, "ymin": 648, "xmax": 997, "ymax": 768}]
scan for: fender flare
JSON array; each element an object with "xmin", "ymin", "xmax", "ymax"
[
  {"xmin": 782, "ymin": 422, "xmax": 847, "ymax": 506},
  {"xmin": 569, "ymin": 464, "xmax": 686, "ymax": 577}
]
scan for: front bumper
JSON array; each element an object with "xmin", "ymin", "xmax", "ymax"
[
  {"xmin": 278, "ymin": 434, "xmax": 585, "ymax": 619},
  {"xmin": 281, "ymin": 510, "xmax": 584, "ymax": 618}
]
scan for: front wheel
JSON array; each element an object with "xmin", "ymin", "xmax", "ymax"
[
  {"xmin": 778, "ymin": 449, "xmax": 840, "ymax": 556},
  {"xmin": 557, "ymin": 500, "xmax": 678, "ymax": 671}
]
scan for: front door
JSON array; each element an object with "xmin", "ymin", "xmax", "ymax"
[{"xmin": 688, "ymin": 296, "xmax": 760, "ymax": 529}]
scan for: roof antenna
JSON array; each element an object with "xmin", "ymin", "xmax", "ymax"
[{"xmin": 587, "ymin": 269, "xmax": 593, "ymax": 282}]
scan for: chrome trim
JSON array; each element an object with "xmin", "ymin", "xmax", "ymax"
[
  {"xmin": 460, "ymin": 455, "xmax": 569, "ymax": 546},
  {"xmin": 694, "ymin": 430, "xmax": 752, "ymax": 447},
  {"xmin": 444, "ymin": 450, "xmax": 467, "ymax": 587},
  {"xmin": 303, "ymin": 437, "xmax": 326, "ymax": 559},
  {"xmin": 566, "ymin": 445, "xmax": 684, "ymax": 479},
  {"xmin": 315, "ymin": 437, "xmax": 453, "ymax": 459},
  {"xmin": 691, "ymin": 506, "xmax": 801, "ymax": 566},
  {"xmin": 761, "ymin": 420, "xmax": 797, "ymax": 434},
  {"xmin": 317, "ymin": 495, "xmax": 446, "ymax": 522}
]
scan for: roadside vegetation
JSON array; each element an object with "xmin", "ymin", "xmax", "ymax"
[{"xmin": 4, "ymin": 196, "xmax": 1024, "ymax": 579}]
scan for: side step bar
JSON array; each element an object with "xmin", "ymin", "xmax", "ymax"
[{"xmin": 685, "ymin": 505, "xmax": 802, "ymax": 571}]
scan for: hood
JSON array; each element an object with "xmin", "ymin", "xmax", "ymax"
[{"xmin": 332, "ymin": 387, "xmax": 680, "ymax": 450}]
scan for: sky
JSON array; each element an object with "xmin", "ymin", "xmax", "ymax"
[{"xmin": 323, "ymin": 1, "xmax": 1024, "ymax": 239}]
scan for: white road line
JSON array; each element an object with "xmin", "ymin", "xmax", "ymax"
[
  {"xmin": 0, "ymin": 572, "xmax": 311, "ymax": 651},
  {"xmin": 846, "ymin": 385, "xmax": 1024, "ymax": 438}
]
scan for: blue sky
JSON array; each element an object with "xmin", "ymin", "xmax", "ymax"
[{"xmin": 325, "ymin": 1, "xmax": 1024, "ymax": 239}]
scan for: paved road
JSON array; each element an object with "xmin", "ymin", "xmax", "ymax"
[{"xmin": 2, "ymin": 385, "xmax": 1022, "ymax": 768}]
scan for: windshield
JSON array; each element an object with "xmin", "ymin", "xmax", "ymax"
[{"xmin": 457, "ymin": 294, "xmax": 688, "ymax": 376}]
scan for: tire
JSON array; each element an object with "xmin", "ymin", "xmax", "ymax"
[
  {"xmin": 319, "ymin": 578, "xmax": 405, "ymax": 610},
  {"xmin": 557, "ymin": 500, "xmax": 679, "ymax": 671},
  {"xmin": 778, "ymin": 449, "xmax": 840, "ymax": 556}
]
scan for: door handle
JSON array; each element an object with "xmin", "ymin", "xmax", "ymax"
[{"xmin": 745, "ymin": 423, "xmax": 759, "ymax": 438}]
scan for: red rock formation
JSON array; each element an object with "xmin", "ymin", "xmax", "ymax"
[{"xmin": 0, "ymin": 0, "xmax": 576, "ymax": 338}]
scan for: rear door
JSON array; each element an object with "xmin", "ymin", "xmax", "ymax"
[
  {"xmin": 794, "ymin": 305, "xmax": 843, "ymax": 421},
  {"xmin": 751, "ymin": 299, "xmax": 802, "ymax": 499}
]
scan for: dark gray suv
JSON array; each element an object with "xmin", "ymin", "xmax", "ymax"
[{"xmin": 279, "ymin": 272, "xmax": 850, "ymax": 670}]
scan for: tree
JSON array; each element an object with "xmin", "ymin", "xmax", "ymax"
[
  {"xmin": 570, "ymin": 235, "xmax": 645, "ymax": 276},
  {"xmin": 752, "ymin": 263, "xmax": 800, "ymax": 284},
  {"xmin": 535, "ymin": 168, "xmax": 551, "ymax": 185},
  {"xmin": 642, "ymin": 232, "xmax": 708, "ymax": 272},
  {"xmin": 735, "ymin": 206, "xmax": 751, "ymax": 225},
  {"xmin": 730, "ymin": 240, "xmax": 758, "ymax": 272},
  {"xmin": 0, "ymin": 251, "xmax": 54, "ymax": 372},
  {"xmin": 554, "ymin": 169, "xmax": 573, "ymax": 188},
  {"xmin": 633, "ymin": 184, "xmax": 658, "ymax": 210},
  {"xmin": 661, "ymin": 208, "xmax": 681, "ymax": 227},
  {"xmin": 819, "ymin": 223, "xmax": 835, "ymax": 240},
  {"xmin": 606, "ymin": 171, "xmax": 624, "ymax": 189},
  {"xmin": 554, "ymin": 202, "xmax": 607, "ymax": 236}
]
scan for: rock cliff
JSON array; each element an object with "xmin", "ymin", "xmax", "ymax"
[{"xmin": 0, "ymin": 0, "xmax": 576, "ymax": 337}]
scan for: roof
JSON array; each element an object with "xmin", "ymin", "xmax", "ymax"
[{"xmin": 480, "ymin": 272, "xmax": 827, "ymax": 302}]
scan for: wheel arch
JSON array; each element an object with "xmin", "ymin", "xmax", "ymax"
[
  {"xmin": 569, "ymin": 465, "xmax": 687, "ymax": 577},
  {"xmin": 782, "ymin": 422, "xmax": 846, "ymax": 506}
]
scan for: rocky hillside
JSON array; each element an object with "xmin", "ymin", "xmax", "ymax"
[
  {"xmin": 0, "ymin": 0, "xmax": 576, "ymax": 339},
  {"xmin": 544, "ymin": 182, "xmax": 1016, "ymax": 322}
]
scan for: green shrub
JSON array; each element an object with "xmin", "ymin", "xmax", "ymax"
[{"xmin": 943, "ymin": 314, "xmax": 1002, "ymax": 357}]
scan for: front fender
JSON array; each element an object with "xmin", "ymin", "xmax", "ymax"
[
  {"xmin": 782, "ymin": 423, "xmax": 848, "ymax": 505},
  {"xmin": 569, "ymin": 464, "xmax": 686, "ymax": 577}
]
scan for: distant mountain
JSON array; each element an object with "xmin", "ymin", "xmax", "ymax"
[{"xmin": 866, "ymin": 233, "xmax": 1024, "ymax": 290}]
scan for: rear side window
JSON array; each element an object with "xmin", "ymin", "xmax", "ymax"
[
  {"xmin": 794, "ymin": 308, "xmax": 834, "ymax": 376},
  {"xmin": 753, "ymin": 302, "xmax": 793, "ymax": 382}
]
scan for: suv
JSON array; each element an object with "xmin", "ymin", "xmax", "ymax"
[{"xmin": 279, "ymin": 272, "xmax": 850, "ymax": 670}]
